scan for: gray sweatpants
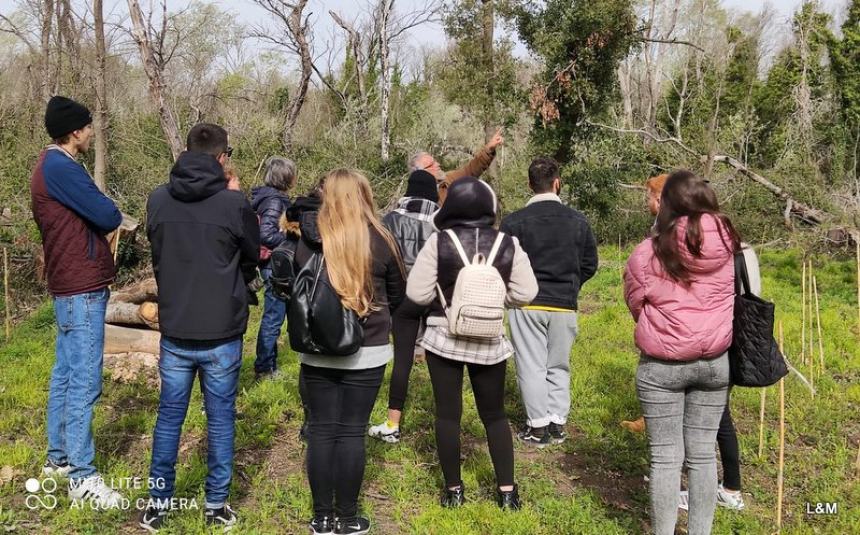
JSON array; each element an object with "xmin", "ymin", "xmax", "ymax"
[
  {"xmin": 636, "ymin": 353, "xmax": 729, "ymax": 535},
  {"xmin": 509, "ymin": 308, "xmax": 578, "ymax": 428}
]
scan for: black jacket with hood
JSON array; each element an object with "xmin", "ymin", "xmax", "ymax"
[{"xmin": 147, "ymin": 151, "xmax": 260, "ymax": 341}]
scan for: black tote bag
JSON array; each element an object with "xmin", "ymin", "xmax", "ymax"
[{"xmin": 728, "ymin": 251, "xmax": 789, "ymax": 387}]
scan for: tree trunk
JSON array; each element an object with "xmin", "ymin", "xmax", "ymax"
[
  {"xmin": 379, "ymin": 0, "xmax": 393, "ymax": 162},
  {"xmin": 709, "ymin": 155, "xmax": 827, "ymax": 224},
  {"xmin": 127, "ymin": 0, "xmax": 184, "ymax": 160},
  {"xmin": 92, "ymin": 0, "xmax": 108, "ymax": 191},
  {"xmin": 282, "ymin": 0, "xmax": 312, "ymax": 152},
  {"xmin": 104, "ymin": 324, "xmax": 161, "ymax": 355},
  {"xmin": 481, "ymin": 0, "xmax": 497, "ymax": 181},
  {"xmin": 40, "ymin": 0, "xmax": 55, "ymax": 103}
]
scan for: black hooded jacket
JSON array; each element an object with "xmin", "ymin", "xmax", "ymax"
[{"xmin": 146, "ymin": 151, "xmax": 260, "ymax": 341}]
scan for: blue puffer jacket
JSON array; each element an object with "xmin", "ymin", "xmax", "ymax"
[{"xmin": 251, "ymin": 186, "xmax": 292, "ymax": 251}]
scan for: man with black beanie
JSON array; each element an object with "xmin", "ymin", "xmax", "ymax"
[
  {"xmin": 368, "ymin": 169, "xmax": 440, "ymax": 444},
  {"xmin": 30, "ymin": 96, "xmax": 124, "ymax": 508}
]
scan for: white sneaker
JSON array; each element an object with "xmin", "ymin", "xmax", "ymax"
[
  {"xmin": 368, "ymin": 421, "xmax": 400, "ymax": 443},
  {"xmin": 717, "ymin": 484, "xmax": 745, "ymax": 510},
  {"xmin": 43, "ymin": 459, "xmax": 72, "ymax": 478},
  {"xmin": 68, "ymin": 476, "xmax": 124, "ymax": 509},
  {"xmin": 678, "ymin": 490, "xmax": 689, "ymax": 511}
]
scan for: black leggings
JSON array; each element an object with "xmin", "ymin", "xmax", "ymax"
[
  {"xmin": 426, "ymin": 352, "xmax": 514, "ymax": 488},
  {"xmin": 717, "ymin": 399, "xmax": 741, "ymax": 491},
  {"xmin": 302, "ymin": 363, "xmax": 384, "ymax": 518},
  {"xmin": 387, "ymin": 298, "xmax": 427, "ymax": 411}
]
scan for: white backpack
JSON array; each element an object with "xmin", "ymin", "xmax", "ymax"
[{"xmin": 436, "ymin": 229, "xmax": 507, "ymax": 339}]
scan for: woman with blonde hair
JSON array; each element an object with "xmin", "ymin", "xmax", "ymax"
[{"xmin": 294, "ymin": 169, "xmax": 405, "ymax": 535}]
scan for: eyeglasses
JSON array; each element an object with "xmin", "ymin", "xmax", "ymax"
[{"xmin": 225, "ymin": 146, "xmax": 234, "ymax": 158}]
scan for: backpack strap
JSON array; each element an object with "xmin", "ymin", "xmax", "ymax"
[
  {"xmin": 486, "ymin": 232, "xmax": 505, "ymax": 266},
  {"xmin": 445, "ymin": 229, "xmax": 472, "ymax": 267}
]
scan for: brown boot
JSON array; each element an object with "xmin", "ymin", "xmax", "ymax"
[{"xmin": 621, "ymin": 416, "xmax": 646, "ymax": 433}]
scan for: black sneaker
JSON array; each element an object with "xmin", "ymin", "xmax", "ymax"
[
  {"xmin": 517, "ymin": 426, "xmax": 550, "ymax": 447},
  {"xmin": 334, "ymin": 516, "xmax": 370, "ymax": 534},
  {"xmin": 440, "ymin": 483, "xmax": 466, "ymax": 508},
  {"xmin": 204, "ymin": 504, "xmax": 237, "ymax": 531},
  {"xmin": 138, "ymin": 505, "xmax": 169, "ymax": 532},
  {"xmin": 548, "ymin": 422, "xmax": 567, "ymax": 444},
  {"xmin": 497, "ymin": 484, "xmax": 521, "ymax": 510},
  {"xmin": 309, "ymin": 515, "xmax": 335, "ymax": 534}
]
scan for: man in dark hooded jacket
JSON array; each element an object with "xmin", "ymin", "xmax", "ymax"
[{"xmin": 141, "ymin": 123, "xmax": 258, "ymax": 532}]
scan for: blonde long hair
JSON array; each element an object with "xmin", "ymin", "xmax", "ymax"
[{"xmin": 318, "ymin": 169, "xmax": 404, "ymax": 316}]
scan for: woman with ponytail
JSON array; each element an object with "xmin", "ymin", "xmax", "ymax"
[{"xmin": 295, "ymin": 169, "xmax": 405, "ymax": 535}]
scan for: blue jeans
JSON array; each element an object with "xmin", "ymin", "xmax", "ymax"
[
  {"xmin": 254, "ymin": 267, "xmax": 286, "ymax": 373},
  {"xmin": 149, "ymin": 336, "xmax": 243, "ymax": 508},
  {"xmin": 48, "ymin": 287, "xmax": 109, "ymax": 481}
]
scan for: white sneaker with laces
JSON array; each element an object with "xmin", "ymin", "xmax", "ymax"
[
  {"xmin": 68, "ymin": 476, "xmax": 124, "ymax": 509},
  {"xmin": 678, "ymin": 490, "xmax": 689, "ymax": 511},
  {"xmin": 717, "ymin": 484, "xmax": 745, "ymax": 510},
  {"xmin": 368, "ymin": 421, "xmax": 400, "ymax": 443}
]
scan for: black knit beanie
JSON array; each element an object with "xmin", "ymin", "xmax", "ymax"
[
  {"xmin": 405, "ymin": 170, "xmax": 439, "ymax": 203},
  {"xmin": 44, "ymin": 96, "xmax": 92, "ymax": 140}
]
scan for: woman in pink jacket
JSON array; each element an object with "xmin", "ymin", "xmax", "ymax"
[{"xmin": 624, "ymin": 170, "xmax": 741, "ymax": 535}]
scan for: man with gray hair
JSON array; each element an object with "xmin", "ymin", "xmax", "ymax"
[
  {"xmin": 251, "ymin": 156, "xmax": 297, "ymax": 379},
  {"xmin": 409, "ymin": 127, "xmax": 505, "ymax": 204}
]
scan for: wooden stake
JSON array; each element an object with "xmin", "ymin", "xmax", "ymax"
[
  {"xmin": 813, "ymin": 275, "xmax": 825, "ymax": 378},
  {"xmin": 776, "ymin": 322, "xmax": 786, "ymax": 532},
  {"xmin": 758, "ymin": 387, "xmax": 767, "ymax": 459},
  {"xmin": 3, "ymin": 247, "xmax": 9, "ymax": 342},
  {"xmin": 856, "ymin": 242, "xmax": 859, "ymax": 338},
  {"xmin": 808, "ymin": 261, "xmax": 815, "ymax": 387},
  {"xmin": 801, "ymin": 260, "xmax": 806, "ymax": 366}
]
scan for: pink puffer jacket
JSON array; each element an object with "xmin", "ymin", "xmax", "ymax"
[{"xmin": 624, "ymin": 214, "xmax": 735, "ymax": 361}]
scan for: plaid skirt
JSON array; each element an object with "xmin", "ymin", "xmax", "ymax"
[{"xmin": 419, "ymin": 323, "xmax": 513, "ymax": 366}]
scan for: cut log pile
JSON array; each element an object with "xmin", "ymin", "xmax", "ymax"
[{"xmin": 104, "ymin": 277, "xmax": 160, "ymax": 381}]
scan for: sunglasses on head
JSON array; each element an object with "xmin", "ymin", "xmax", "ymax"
[{"xmin": 224, "ymin": 146, "xmax": 233, "ymax": 158}]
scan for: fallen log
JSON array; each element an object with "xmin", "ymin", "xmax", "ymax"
[
  {"xmin": 138, "ymin": 301, "xmax": 159, "ymax": 330},
  {"xmin": 105, "ymin": 302, "xmax": 146, "ymax": 326},
  {"xmin": 111, "ymin": 278, "xmax": 158, "ymax": 304},
  {"xmin": 104, "ymin": 324, "xmax": 160, "ymax": 355}
]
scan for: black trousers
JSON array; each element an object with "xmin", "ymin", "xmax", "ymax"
[
  {"xmin": 302, "ymin": 363, "xmax": 385, "ymax": 518},
  {"xmin": 387, "ymin": 298, "xmax": 427, "ymax": 411},
  {"xmin": 426, "ymin": 352, "xmax": 514, "ymax": 488},
  {"xmin": 717, "ymin": 397, "xmax": 741, "ymax": 491}
]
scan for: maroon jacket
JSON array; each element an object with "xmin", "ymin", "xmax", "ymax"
[{"xmin": 30, "ymin": 147, "xmax": 122, "ymax": 296}]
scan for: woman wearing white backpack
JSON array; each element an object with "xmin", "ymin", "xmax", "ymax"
[{"xmin": 406, "ymin": 176, "xmax": 538, "ymax": 509}]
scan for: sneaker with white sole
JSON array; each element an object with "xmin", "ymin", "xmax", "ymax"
[
  {"xmin": 678, "ymin": 490, "xmax": 688, "ymax": 511},
  {"xmin": 717, "ymin": 484, "xmax": 745, "ymax": 510},
  {"xmin": 68, "ymin": 476, "xmax": 124, "ymax": 509},
  {"xmin": 334, "ymin": 516, "xmax": 370, "ymax": 535},
  {"xmin": 368, "ymin": 421, "xmax": 400, "ymax": 444},
  {"xmin": 205, "ymin": 504, "xmax": 238, "ymax": 530},
  {"xmin": 138, "ymin": 504, "xmax": 170, "ymax": 532},
  {"xmin": 42, "ymin": 459, "xmax": 72, "ymax": 478}
]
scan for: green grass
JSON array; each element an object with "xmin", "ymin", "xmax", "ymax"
[{"xmin": 0, "ymin": 246, "xmax": 858, "ymax": 534}]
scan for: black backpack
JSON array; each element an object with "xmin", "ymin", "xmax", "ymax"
[
  {"xmin": 728, "ymin": 252, "xmax": 789, "ymax": 387},
  {"xmin": 287, "ymin": 250, "xmax": 365, "ymax": 356},
  {"xmin": 269, "ymin": 238, "xmax": 299, "ymax": 300}
]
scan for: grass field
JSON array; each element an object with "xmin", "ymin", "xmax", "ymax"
[{"xmin": 0, "ymin": 246, "xmax": 858, "ymax": 534}]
